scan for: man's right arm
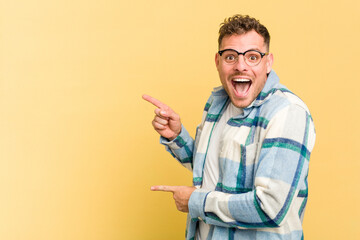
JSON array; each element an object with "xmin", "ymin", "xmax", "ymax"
[{"xmin": 160, "ymin": 125, "xmax": 195, "ymax": 171}]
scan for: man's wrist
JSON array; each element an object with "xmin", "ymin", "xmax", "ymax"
[
  {"xmin": 188, "ymin": 189, "xmax": 210, "ymax": 221},
  {"xmin": 167, "ymin": 130, "xmax": 181, "ymax": 141}
]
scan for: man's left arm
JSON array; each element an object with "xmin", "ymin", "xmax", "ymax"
[{"xmin": 189, "ymin": 103, "xmax": 316, "ymax": 229}]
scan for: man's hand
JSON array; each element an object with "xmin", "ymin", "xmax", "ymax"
[
  {"xmin": 142, "ymin": 94, "xmax": 181, "ymax": 140},
  {"xmin": 151, "ymin": 185, "xmax": 196, "ymax": 212}
]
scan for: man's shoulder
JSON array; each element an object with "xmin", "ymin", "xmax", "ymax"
[
  {"xmin": 258, "ymin": 86, "xmax": 312, "ymax": 122},
  {"xmin": 270, "ymin": 85, "xmax": 310, "ymax": 110},
  {"xmin": 255, "ymin": 71, "xmax": 309, "ymax": 114}
]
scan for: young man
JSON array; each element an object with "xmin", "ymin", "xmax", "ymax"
[{"xmin": 143, "ymin": 14, "xmax": 316, "ymax": 240}]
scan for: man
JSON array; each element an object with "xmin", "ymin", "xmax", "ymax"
[{"xmin": 143, "ymin": 14, "xmax": 316, "ymax": 240}]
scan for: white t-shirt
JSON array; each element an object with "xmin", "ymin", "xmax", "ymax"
[{"xmin": 196, "ymin": 102, "xmax": 243, "ymax": 240}]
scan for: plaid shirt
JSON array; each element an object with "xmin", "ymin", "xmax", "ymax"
[{"xmin": 161, "ymin": 71, "xmax": 316, "ymax": 240}]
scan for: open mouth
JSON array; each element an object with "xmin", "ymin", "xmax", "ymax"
[{"xmin": 232, "ymin": 78, "xmax": 251, "ymax": 97}]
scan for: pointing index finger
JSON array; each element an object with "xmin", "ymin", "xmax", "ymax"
[
  {"xmin": 151, "ymin": 185, "xmax": 176, "ymax": 192},
  {"xmin": 142, "ymin": 94, "xmax": 168, "ymax": 109}
]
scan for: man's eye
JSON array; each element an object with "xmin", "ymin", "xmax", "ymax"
[
  {"xmin": 248, "ymin": 55, "xmax": 259, "ymax": 61},
  {"xmin": 225, "ymin": 55, "xmax": 236, "ymax": 61},
  {"xmin": 247, "ymin": 54, "xmax": 259, "ymax": 62}
]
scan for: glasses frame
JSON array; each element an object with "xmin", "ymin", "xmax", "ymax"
[{"xmin": 218, "ymin": 49, "xmax": 269, "ymax": 66}]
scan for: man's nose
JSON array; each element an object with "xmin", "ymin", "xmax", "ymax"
[{"xmin": 233, "ymin": 55, "xmax": 249, "ymax": 71}]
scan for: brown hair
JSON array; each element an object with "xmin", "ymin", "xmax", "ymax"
[{"xmin": 218, "ymin": 14, "xmax": 270, "ymax": 50}]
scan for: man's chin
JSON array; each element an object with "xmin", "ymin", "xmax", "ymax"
[{"xmin": 229, "ymin": 95, "xmax": 254, "ymax": 108}]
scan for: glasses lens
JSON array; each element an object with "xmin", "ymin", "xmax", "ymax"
[
  {"xmin": 221, "ymin": 50, "xmax": 238, "ymax": 64},
  {"xmin": 244, "ymin": 51, "xmax": 262, "ymax": 66}
]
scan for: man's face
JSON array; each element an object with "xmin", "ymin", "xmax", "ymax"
[{"xmin": 215, "ymin": 30, "xmax": 273, "ymax": 108}]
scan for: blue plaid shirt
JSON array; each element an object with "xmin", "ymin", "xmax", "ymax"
[{"xmin": 161, "ymin": 71, "xmax": 316, "ymax": 239}]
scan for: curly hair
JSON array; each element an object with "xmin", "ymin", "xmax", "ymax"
[{"xmin": 218, "ymin": 14, "xmax": 270, "ymax": 50}]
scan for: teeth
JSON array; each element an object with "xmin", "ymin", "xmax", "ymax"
[{"xmin": 233, "ymin": 78, "xmax": 250, "ymax": 83}]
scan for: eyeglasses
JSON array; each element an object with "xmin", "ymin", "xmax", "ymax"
[{"xmin": 218, "ymin": 49, "xmax": 269, "ymax": 67}]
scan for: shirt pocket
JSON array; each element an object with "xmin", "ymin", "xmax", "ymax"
[{"xmin": 219, "ymin": 141, "xmax": 259, "ymax": 193}]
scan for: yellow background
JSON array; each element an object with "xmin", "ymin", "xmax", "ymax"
[{"xmin": 1, "ymin": 0, "xmax": 359, "ymax": 239}]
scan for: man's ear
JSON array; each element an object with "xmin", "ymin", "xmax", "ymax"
[
  {"xmin": 266, "ymin": 53, "xmax": 274, "ymax": 74},
  {"xmin": 215, "ymin": 52, "xmax": 220, "ymax": 69}
]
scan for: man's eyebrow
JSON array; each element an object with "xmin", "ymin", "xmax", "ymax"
[
  {"xmin": 221, "ymin": 48, "xmax": 263, "ymax": 53},
  {"xmin": 245, "ymin": 47, "xmax": 262, "ymax": 52}
]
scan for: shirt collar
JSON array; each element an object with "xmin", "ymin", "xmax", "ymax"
[{"xmin": 247, "ymin": 70, "xmax": 280, "ymax": 108}]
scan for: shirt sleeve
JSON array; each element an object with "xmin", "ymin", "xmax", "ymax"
[
  {"xmin": 160, "ymin": 124, "xmax": 195, "ymax": 171},
  {"xmin": 188, "ymin": 103, "xmax": 316, "ymax": 229}
]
